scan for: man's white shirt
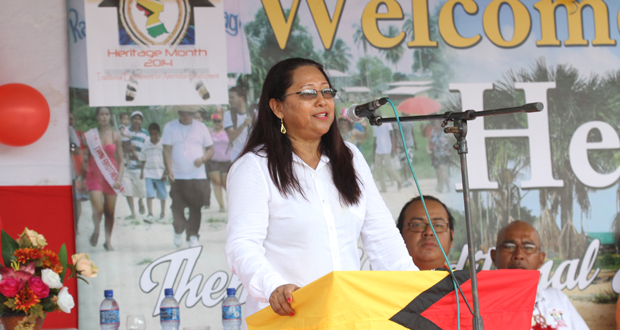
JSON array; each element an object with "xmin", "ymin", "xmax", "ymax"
[{"xmin": 532, "ymin": 287, "xmax": 589, "ymax": 329}]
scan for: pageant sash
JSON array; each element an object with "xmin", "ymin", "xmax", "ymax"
[{"xmin": 85, "ymin": 128, "xmax": 124, "ymax": 194}]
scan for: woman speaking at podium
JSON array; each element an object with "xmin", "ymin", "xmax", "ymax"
[{"xmin": 225, "ymin": 58, "xmax": 418, "ymax": 326}]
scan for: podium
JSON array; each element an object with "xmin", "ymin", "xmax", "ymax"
[{"xmin": 247, "ymin": 270, "xmax": 539, "ymax": 330}]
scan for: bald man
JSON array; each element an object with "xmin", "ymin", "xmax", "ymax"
[{"xmin": 491, "ymin": 220, "xmax": 589, "ymax": 330}]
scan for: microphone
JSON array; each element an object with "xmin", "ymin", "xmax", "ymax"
[{"xmin": 346, "ymin": 97, "xmax": 389, "ymax": 122}]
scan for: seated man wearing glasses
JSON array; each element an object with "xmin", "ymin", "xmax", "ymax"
[
  {"xmin": 396, "ymin": 196, "xmax": 454, "ymax": 270},
  {"xmin": 491, "ymin": 220, "xmax": 589, "ymax": 330}
]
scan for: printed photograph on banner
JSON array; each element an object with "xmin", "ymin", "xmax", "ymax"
[
  {"xmin": 84, "ymin": 0, "xmax": 227, "ymax": 106},
  {"xmin": 71, "ymin": 1, "xmax": 620, "ymax": 329}
]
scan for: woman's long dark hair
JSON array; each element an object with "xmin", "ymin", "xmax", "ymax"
[{"xmin": 239, "ymin": 58, "xmax": 362, "ymax": 206}]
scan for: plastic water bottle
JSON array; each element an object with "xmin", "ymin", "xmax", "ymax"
[
  {"xmin": 222, "ymin": 288, "xmax": 242, "ymax": 330},
  {"xmin": 160, "ymin": 288, "xmax": 180, "ymax": 330},
  {"xmin": 100, "ymin": 290, "xmax": 120, "ymax": 330}
]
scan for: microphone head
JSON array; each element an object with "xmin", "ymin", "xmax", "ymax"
[
  {"xmin": 523, "ymin": 102, "xmax": 544, "ymax": 112},
  {"xmin": 534, "ymin": 102, "xmax": 544, "ymax": 111},
  {"xmin": 346, "ymin": 104, "xmax": 364, "ymax": 123}
]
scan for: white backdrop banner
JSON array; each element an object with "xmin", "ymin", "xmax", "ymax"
[
  {"xmin": 67, "ymin": 0, "xmax": 89, "ymax": 89},
  {"xmin": 224, "ymin": 0, "xmax": 251, "ymax": 75}
]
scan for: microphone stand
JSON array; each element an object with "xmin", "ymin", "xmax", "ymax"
[{"xmin": 368, "ymin": 102, "xmax": 544, "ymax": 330}]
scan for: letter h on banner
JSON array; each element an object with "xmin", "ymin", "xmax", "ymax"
[{"xmin": 449, "ymin": 82, "xmax": 564, "ymax": 190}]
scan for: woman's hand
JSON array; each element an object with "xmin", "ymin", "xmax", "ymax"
[
  {"xmin": 194, "ymin": 157, "xmax": 204, "ymax": 168},
  {"xmin": 269, "ymin": 284, "xmax": 300, "ymax": 316},
  {"xmin": 112, "ymin": 179, "xmax": 122, "ymax": 190}
]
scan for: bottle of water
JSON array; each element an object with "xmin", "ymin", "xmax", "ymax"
[
  {"xmin": 222, "ymin": 288, "xmax": 242, "ymax": 330},
  {"xmin": 100, "ymin": 290, "xmax": 120, "ymax": 330},
  {"xmin": 160, "ymin": 288, "xmax": 180, "ymax": 330}
]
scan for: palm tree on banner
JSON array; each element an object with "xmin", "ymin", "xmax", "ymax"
[
  {"xmin": 402, "ymin": 10, "xmax": 454, "ymax": 91},
  {"xmin": 353, "ymin": 24, "xmax": 370, "ymax": 55},
  {"xmin": 443, "ymin": 83, "xmax": 529, "ymax": 251},
  {"xmin": 482, "ymin": 68, "xmax": 535, "ymax": 252},
  {"xmin": 506, "ymin": 58, "xmax": 612, "ymax": 258},
  {"xmin": 353, "ymin": 56, "xmax": 392, "ymax": 96},
  {"xmin": 402, "ymin": 14, "xmax": 429, "ymax": 74},
  {"xmin": 353, "ymin": 24, "xmax": 372, "ymax": 88},
  {"xmin": 244, "ymin": 7, "xmax": 320, "ymax": 97},
  {"xmin": 380, "ymin": 25, "xmax": 404, "ymax": 70},
  {"xmin": 600, "ymin": 69, "xmax": 620, "ymax": 253},
  {"xmin": 323, "ymin": 38, "xmax": 352, "ymax": 72}
]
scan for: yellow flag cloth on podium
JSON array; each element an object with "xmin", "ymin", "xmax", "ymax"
[{"xmin": 246, "ymin": 270, "xmax": 539, "ymax": 330}]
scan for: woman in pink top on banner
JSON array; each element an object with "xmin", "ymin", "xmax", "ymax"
[
  {"xmin": 208, "ymin": 112, "xmax": 231, "ymax": 212},
  {"xmin": 83, "ymin": 107, "xmax": 124, "ymax": 251},
  {"xmin": 225, "ymin": 58, "xmax": 417, "ymax": 329}
]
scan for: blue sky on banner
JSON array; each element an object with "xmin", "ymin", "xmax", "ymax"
[{"xmin": 241, "ymin": 0, "xmax": 620, "ymax": 82}]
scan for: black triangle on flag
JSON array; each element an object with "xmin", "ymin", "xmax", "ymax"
[
  {"xmin": 99, "ymin": 0, "xmax": 213, "ymax": 8},
  {"xmin": 98, "ymin": 0, "xmax": 119, "ymax": 7},
  {"xmin": 390, "ymin": 270, "xmax": 472, "ymax": 330},
  {"xmin": 189, "ymin": 0, "xmax": 214, "ymax": 7}
]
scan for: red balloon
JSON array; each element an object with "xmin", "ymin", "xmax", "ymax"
[{"xmin": 0, "ymin": 83, "xmax": 50, "ymax": 146}]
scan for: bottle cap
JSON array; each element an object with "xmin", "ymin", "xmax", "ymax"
[
  {"xmin": 104, "ymin": 290, "xmax": 113, "ymax": 298},
  {"xmin": 165, "ymin": 288, "xmax": 174, "ymax": 296},
  {"xmin": 226, "ymin": 288, "xmax": 236, "ymax": 296}
]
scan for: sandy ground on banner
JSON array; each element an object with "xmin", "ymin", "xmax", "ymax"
[{"xmin": 74, "ymin": 178, "xmax": 615, "ymax": 330}]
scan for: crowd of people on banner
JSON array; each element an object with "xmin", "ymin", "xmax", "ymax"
[{"xmin": 68, "ymin": 86, "xmax": 255, "ymax": 250}]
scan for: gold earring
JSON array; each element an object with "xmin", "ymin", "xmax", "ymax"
[{"xmin": 280, "ymin": 118, "xmax": 286, "ymax": 134}]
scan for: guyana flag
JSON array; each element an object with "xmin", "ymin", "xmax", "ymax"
[
  {"xmin": 247, "ymin": 270, "xmax": 539, "ymax": 330},
  {"xmin": 136, "ymin": 0, "xmax": 168, "ymax": 38}
]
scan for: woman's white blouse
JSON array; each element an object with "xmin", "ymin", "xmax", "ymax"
[{"xmin": 225, "ymin": 142, "xmax": 418, "ymax": 318}]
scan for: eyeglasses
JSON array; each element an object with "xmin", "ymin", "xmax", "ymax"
[
  {"xmin": 281, "ymin": 88, "xmax": 338, "ymax": 100},
  {"xmin": 499, "ymin": 242, "xmax": 539, "ymax": 254},
  {"xmin": 406, "ymin": 222, "xmax": 449, "ymax": 233}
]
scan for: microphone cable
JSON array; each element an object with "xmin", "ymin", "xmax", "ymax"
[{"xmin": 386, "ymin": 98, "xmax": 473, "ymax": 330}]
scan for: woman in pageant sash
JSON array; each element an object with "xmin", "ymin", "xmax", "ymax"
[{"xmin": 83, "ymin": 107, "xmax": 124, "ymax": 251}]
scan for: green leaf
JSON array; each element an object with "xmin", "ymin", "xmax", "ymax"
[
  {"xmin": 77, "ymin": 276, "xmax": 90, "ymax": 285},
  {"xmin": 0, "ymin": 296, "xmax": 8, "ymax": 315},
  {"xmin": 40, "ymin": 297, "xmax": 56, "ymax": 312},
  {"xmin": 5, "ymin": 298, "xmax": 16, "ymax": 309},
  {"xmin": 29, "ymin": 305, "xmax": 45, "ymax": 319},
  {"xmin": 58, "ymin": 244, "xmax": 68, "ymax": 282},
  {"xmin": 1, "ymin": 230, "xmax": 18, "ymax": 268}
]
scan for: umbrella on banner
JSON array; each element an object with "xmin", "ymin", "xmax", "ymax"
[{"xmin": 398, "ymin": 96, "xmax": 442, "ymax": 115}]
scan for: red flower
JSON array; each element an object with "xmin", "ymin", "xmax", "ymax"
[
  {"xmin": 41, "ymin": 250, "xmax": 63, "ymax": 274},
  {"xmin": 13, "ymin": 248, "xmax": 43, "ymax": 264},
  {"xmin": 0, "ymin": 277, "xmax": 24, "ymax": 297},
  {"xmin": 0, "ymin": 263, "xmax": 35, "ymax": 282},
  {"xmin": 13, "ymin": 286, "xmax": 39, "ymax": 312},
  {"xmin": 27, "ymin": 277, "xmax": 49, "ymax": 299}
]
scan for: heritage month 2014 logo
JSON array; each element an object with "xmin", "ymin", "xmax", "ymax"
[
  {"xmin": 98, "ymin": 0, "xmax": 214, "ymax": 47},
  {"xmin": 120, "ymin": 0, "xmax": 191, "ymax": 46}
]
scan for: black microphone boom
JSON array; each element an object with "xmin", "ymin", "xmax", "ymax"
[{"xmin": 347, "ymin": 97, "xmax": 389, "ymax": 122}]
